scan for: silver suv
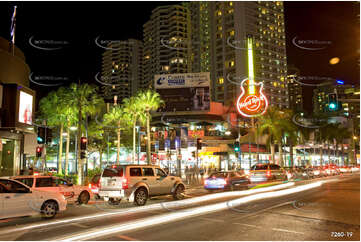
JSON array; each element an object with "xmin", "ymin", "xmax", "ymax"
[{"xmin": 99, "ymin": 165, "xmax": 185, "ymax": 206}]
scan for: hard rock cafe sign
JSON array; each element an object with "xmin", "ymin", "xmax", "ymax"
[{"xmin": 236, "ymin": 36, "xmax": 268, "ymax": 117}]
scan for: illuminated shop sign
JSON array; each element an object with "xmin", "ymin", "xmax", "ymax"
[{"xmin": 236, "ymin": 36, "xmax": 268, "ymax": 117}]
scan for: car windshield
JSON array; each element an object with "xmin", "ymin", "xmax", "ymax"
[
  {"xmin": 252, "ymin": 164, "xmax": 268, "ymax": 170},
  {"xmin": 103, "ymin": 167, "xmax": 123, "ymax": 177}
]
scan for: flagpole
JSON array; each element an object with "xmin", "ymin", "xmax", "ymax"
[{"xmin": 10, "ymin": 6, "xmax": 17, "ymax": 56}]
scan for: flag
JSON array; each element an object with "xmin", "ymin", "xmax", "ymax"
[{"xmin": 10, "ymin": 6, "xmax": 17, "ymax": 44}]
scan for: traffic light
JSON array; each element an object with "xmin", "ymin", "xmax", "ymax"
[
  {"xmin": 234, "ymin": 141, "xmax": 240, "ymax": 152},
  {"xmin": 80, "ymin": 137, "xmax": 87, "ymax": 150},
  {"xmin": 37, "ymin": 127, "xmax": 52, "ymax": 144},
  {"xmin": 196, "ymin": 138, "xmax": 202, "ymax": 150},
  {"xmin": 37, "ymin": 127, "xmax": 45, "ymax": 144},
  {"xmin": 36, "ymin": 147, "xmax": 42, "ymax": 157},
  {"xmin": 328, "ymin": 93, "xmax": 338, "ymax": 111},
  {"xmin": 46, "ymin": 128, "xmax": 52, "ymax": 144},
  {"xmin": 80, "ymin": 151, "xmax": 86, "ymax": 159}
]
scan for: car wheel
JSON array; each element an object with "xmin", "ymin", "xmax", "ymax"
[
  {"xmin": 78, "ymin": 191, "xmax": 90, "ymax": 204},
  {"xmin": 173, "ymin": 184, "xmax": 185, "ymax": 200},
  {"xmin": 41, "ymin": 200, "xmax": 58, "ymax": 219},
  {"xmin": 134, "ymin": 188, "xmax": 148, "ymax": 206}
]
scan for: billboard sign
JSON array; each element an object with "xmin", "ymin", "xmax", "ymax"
[
  {"xmin": 155, "ymin": 72, "xmax": 210, "ymax": 112},
  {"xmin": 18, "ymin": 90, "xmax": 33, "ymax": 125}
]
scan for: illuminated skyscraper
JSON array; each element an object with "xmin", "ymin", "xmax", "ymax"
[
  {"xmin": 143, "ymin": 5, "xmax": 192, "ymax": 88},
  {"xmin": 189, "ymin": 1, "xmax": 288, "ymax": 108},
  {"xmin": 101, "ymin": 39, "xmax": 143, "ymax": 104}
]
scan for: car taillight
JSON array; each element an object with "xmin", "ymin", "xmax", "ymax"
[{"xmin": 122, "ymin": 178, "xmax": 129, "ymax": 189}]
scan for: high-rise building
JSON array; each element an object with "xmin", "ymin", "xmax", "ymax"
[
  {"xmin": 189, "ymin": 1, "xmax": 288, "ymax": 107},
  {"xmin": 143, "ymin": 2, "xmax": 288, "ymax": 108},
  {"xmin": 143, "ymin": 5, "xmax": 192, "ymax": 88},
  {"xmin": 287, "ymin": 65, "xmax": 303, "ymax": 112},
  {"xmin": 101, "ymin": 39, "xmax": 143, "ymax": 104}
]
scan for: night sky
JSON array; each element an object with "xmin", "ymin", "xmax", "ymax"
[{"xmin": 0, "ymin": 1, "xmax": 359, "ymax": 113}]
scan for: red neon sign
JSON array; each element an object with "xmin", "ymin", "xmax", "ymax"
[
  {"xmin": 236, "ymin": 78, "xmax": 268, "ymax": 117},
  {"xmin": 236, "ymin": 36, "xmax": 268, "ymax": 117}
]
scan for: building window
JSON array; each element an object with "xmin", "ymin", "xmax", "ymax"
[{"xmin": 218, "ymin": 77, "xmax": 224, "ymax": 84}]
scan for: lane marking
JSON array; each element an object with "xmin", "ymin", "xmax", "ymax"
[{"xmin": 272, "ymin": 228, "xmax": 305, "ymax": 234}]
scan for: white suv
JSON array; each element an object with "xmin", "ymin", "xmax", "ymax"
[
  {"xmin": 11, "ymin": 175, "xmax": 92, "ymax": 204},
  {"xmin": 0, "ymin": 178, "xmax": 67, "ymax": 219},
  {"xmin": 99, "ymin": 165, "xmax": 185, "ymax": 206}
]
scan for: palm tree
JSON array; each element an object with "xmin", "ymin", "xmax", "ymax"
[
  {"xmin": 69, "ymin": 83, "xmax": 104, "ymax": 184},
  {"xmin": 336, "ymin": 127, "xmax": 352, "ymax": 165},
  {"xmin": 122, "ymin": 97, "xmax": 146, "ymax": 163},
  {"xmin": 276, "ymin": 110, "xmax": 297, "ymax": 167},
  {"xmin": 324, "ymin": 123, "xmax": 339, "ymax": 164},
  {"xmin": 38, "ymin": 89, "xmax": 68, "ymax": 174},
  {"xmin": 59, "ymin": 90, "xmax": 78, "ymax": 175},
  {"xmin": 104, "ymin": 105, "xmax": 127, "ymax": 164},
  {"xmin": 137, "ymin": 90, "xmax": 164, "ymax": 164},
  {"xmin": 87, "ymin": 120, "xmax": 108, "ymax": 169},
  {"xmin": 298, "ymin": 126, "xmax": 312, "ymax": 166},
  {"xmin": 257, "ymin": 107, "xmax": 282, "ymax": 164}
]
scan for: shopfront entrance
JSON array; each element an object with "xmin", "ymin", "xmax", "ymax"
[{"xmin": 0, "ymin": 138, "xmax": 21, "ymax": 176}]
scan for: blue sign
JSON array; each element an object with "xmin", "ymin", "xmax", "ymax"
[{"xmin": 336, "ymin": 80, "xmax": 344, "ymax": 85}]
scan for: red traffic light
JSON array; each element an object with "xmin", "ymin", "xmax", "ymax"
[
  {"xmin": 36, "ymin": 147, "xmax": 41, "ymax": 153},
  {"xmin": 80, "ymin": 137, "xmax": 87, "ymax": 151}
]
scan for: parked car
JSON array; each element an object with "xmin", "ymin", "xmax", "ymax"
[
  {"xmin": 204, "ymin": 171, "xmax": 249, "ymax": 191},
  {"xmin": 99, "ymin": 165, "xmax": 185, "ymax": 206},
  {"xmin": 11, "ymin": 175, "xmax": 92, "ymax": 204},
  {"xmin": 249, "ymin": 164, "xmax": 287, "ymax": 183},
  {"xmin": 0, "ymin": 178, "xmax": 67, "ymax": 219}
]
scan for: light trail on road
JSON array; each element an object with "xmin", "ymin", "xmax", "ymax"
[
  {"xmin": 0, "ymin": 181, "xmax": 294, "ymax": 235},
  {"xmin": 54, "ymin": 181, "xmax": 323, "ymax": 241}
]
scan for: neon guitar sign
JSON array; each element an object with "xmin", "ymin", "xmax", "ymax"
[{"xmin": 236, "ymin": 36, "xmax": 268, "ymax": 117}]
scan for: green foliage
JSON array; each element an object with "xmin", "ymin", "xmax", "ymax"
[
  {"xmin": 53, "ymin": 173, "xmax": 79, "ymax": 185},
  {"xmin": 87, "ymin": 167, "xmax": 102, "ymax": 179}
]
